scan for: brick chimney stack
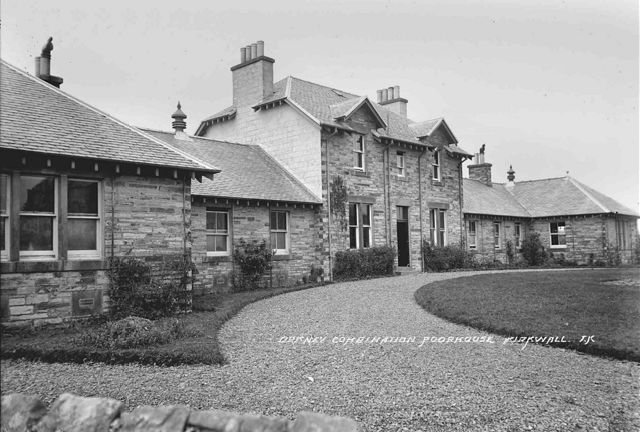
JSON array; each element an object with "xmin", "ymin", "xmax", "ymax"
[
  {"xmin": 231, "ymin": 40, "xmax": 274, "ymax": 107},
  {"xmin": 377, "ymin": 85, "xmax": 408, "ymax": 117},
  {"xmin": 34, "ymin": 37, "xmax": 63, "ymax": 88},
  {"xmin": 467, "ymin": 144, "xmax": 493, "ymax": 186}
]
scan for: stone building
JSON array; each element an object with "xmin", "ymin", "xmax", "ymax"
[
  {"xmin": 0, "ymin": 59, "xmax": 218, "ymax": 326},
  {"xmin": 195, "ymin": 41, "xmax": 472, "ymax": 274},
  {"xmin": 142, "ymin": 111, "xmax": 323, "ymax": 294},
  {"xmin": 463, "ymin": 151, "xmax": 638, "ymax": 264}
]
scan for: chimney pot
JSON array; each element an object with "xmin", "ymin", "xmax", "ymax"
[
  {"xmin": 34, "ymin": 57, "xmax": 41, "ymax": 77},
  {"xmin": 257, "ymin": 40, "xmax": 264, "ymax": 57},
  {"xmin": 388, "ymin": 86, "xmax": 394, "ymax": 99},
  {"xmin": 240, "ymin": 47, "xmax": 247, "ymax": 63},
  {"xmin": 376, "ymin": 89, "xmax": 383, "ymax": 103},
  {"xmin": 382, "ymin": 88, "xmax": 388, "ymax": 101},
  {"xmin": 39, "ymin": 57, "xmax": 50, "ymax": 77},
  {"xmin": 250, "ymin": 43, "xmax": 257, "ymax": 59},
  {"xmin": 245, "ymin": 45, "xmax": 252, "ymax": 60},
  {"xmin": 394, "ymin": 85, "xmax": 400, "ymax": 99}
]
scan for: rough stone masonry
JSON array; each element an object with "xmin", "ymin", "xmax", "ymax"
[{"xmin": 1, "ymin": 393, "xmax": 360, "ymax": 432}]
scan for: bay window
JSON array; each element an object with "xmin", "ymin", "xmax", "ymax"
[
  {"xmin": 206, "ymin": 208, "xmax": 230, "ymax": 256},
  {"xmin": 348, "ymin": 203, "xmax": 371, "ymax": 249}
]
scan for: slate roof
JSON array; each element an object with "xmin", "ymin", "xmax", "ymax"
[
  {"xmin": 142, "ymin": 129, "xmax": 321, "ymax": 204},
  {"xmin": 463, "ymin": 176, "xmax": 639, "ymax": 218},
  {"xmin": 198, "ymin": 75, "xmax": 472, "ymax": 157},
  {"xmin": 0, "ymin": 60, "xmax": 218, "ymax": 173}
]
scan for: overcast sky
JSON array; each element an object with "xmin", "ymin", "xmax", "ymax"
[{"xmin": 2, "ymin": 0, "xmax": 638, "ymax": 211}]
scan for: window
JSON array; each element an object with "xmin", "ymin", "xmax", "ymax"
[
  {"xmin": 67, "ymin": 179, "xmax": 100, "ymax": 258},
  {"xmin": 20, "ymin": 175, "xmax": 57, "ymax": 259},
  {"xmin": 396, "ymin": 152, "xmax": 405, "ymax": 177},
  {"xmin": 348, "ymin": 203, "xmax": 371, "ymax": 249},
  {"xmin": 0, "ymin": 174, "xmax": 9, "ymax": 260},
  {"xmin": 353, "ymin": 135, "xmax": 365, "ymax": 170},
  {"xmin": 550, "ymin": 222, "xmax": 566, "ymax": 248},
  {"xmin": 468, "ymin": 220, "xmax": 477, "ymax": 250},
  {"xmin": 206, "ymin": 208, "xmax": 230, "ymax": 256},
  {"xmin": 514, "ymin": 223, "xmax": 522, "ymax": 249},
  {"xmin": 493, "ymin": 222, "xmax": 501, "ymax": 249},
  {"xmin": 432, "ymin": 150, "xmax": 440, "ymax": 180},
  {"xmin": 270, "ymin": 211, "xmax": 289, "ymax": 252},
  {"xmin": 430, "ymin": 209, "xmax": 446, "ymax": 246}
]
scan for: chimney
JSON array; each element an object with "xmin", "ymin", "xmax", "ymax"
[
  {"xmin": 231, "ymin": 40, "xmax": 274, "ymax": 107},
  {"xmin": 34, "ymin": 37, "xmax": 63, "ymax": 88},
  {"xmin": 505, "ymin": 165, "xmax": 516, "ymax": 190},
  {"xmin": 377, "ymin": 85, "xmax": 408, "ymax": 117},
  {"xmin": 467, "ymin": 145, "xmax": 493, "ymax": 186},
  {"xmin": 171, "ymin": 102, "xmax": 190, "ymax": 140}
]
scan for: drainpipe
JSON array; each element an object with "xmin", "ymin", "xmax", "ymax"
[
  {"xmin": 418, "ymin": 148, "xmax": 426, "ymax": 272},
  {"xmin": 458, "ymin": 158, "xmax": 464, "ymax": 246},
  {"xmin": 383, "ymin": 141, "xmax": 392, "ymax": 245},
  {"xmin": 324, "ymin": 128, "xmax": 339, "ymax": 282},
  {"xmin": 111, "ymin": 176, "xmax": 115, "ymax": 261}
]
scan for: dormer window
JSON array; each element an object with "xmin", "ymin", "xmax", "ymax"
[
  {"xmin": 353, "ymin": 135, "xmax": 365, "ymax": 170},
  {"xmin": 432, "ymin": 150, "xmax": 440, "ymax": 180}
]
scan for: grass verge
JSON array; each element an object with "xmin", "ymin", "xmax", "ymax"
[
  {"xmin": 1, "ymin": 284, "xmax": 319, "ymax": 366},
  {"xmin": 414, "ymin": 268, "xmax": 640, "ymax": 362}
]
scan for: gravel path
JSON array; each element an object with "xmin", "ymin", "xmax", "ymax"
[{"xmin": 2, "ymin": 270, "xmax": 639, "ymax": 431}]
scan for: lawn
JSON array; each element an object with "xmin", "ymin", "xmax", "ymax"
[
  {"xmin": 0, "ymin": 284, "xmax": 317, "ymax": 366},
  {"xmin": 414, "ymin": 268, "xmax": 640, "ymax": 361}
]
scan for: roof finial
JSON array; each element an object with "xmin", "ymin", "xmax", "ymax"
[
  {"xmin": 41, "ymin": 37, "xmax": 54, "ymax": 59},
  {"xmin": 507, "ymin": 165, "xmax": 515, "ymax": 182},
  {"xmin": 172, "ymin": 102, "xmax": 187, "ymax": 134}
]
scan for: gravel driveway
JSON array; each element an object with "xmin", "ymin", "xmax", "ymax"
[{"xmin": 2, "ymin": 270, "xmax": 639, "ymax": 431}]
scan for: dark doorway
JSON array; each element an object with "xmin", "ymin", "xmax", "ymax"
[{"xmin": 396, "ymin": 206, "xmax": 410, "ymax": 267}]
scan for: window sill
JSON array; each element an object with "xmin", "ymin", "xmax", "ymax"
[
  {"xmin": 432, "ymin": 180, "xmax": 443, "ymax": 186},
  {"xmin": 550, "ymin": 246, "xmax": 567, "ymax": 250},
  {"xmin": 273, "ymin": 253, "xmax": 291, "ymax": 261},
  {"xmin": 203, "ymin": 255, "xmax": 231, "ymax": 263},
  {"xmin": 1, "ymin": 259, "xmax": 108, "ymax": 274},
  {"xmin": 350, "ymin": 169, "xmax": 370, "ymax": 178}
]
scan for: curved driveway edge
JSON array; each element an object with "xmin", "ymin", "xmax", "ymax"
[{"xmin": 2, "ymin": 270, "xmax": 639, "ymax": 432}]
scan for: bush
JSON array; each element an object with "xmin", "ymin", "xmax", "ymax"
[
  {"xmin": 233, "ymin": 239, "xmax": 273, "ymax": 290},
  {"xmin": 520, "ymin": 233, "xmax": 547, "ymax": 266},
  {"xmin": 333, "ymin": 246, "xmax": 395, "ymax": 280},
  {"xmin": 422, "ymin": 242, "xmax": 473, "ymax": 272},
  {"xmin": 74, "ymin": 316, "xmax": 201, "ymax": 350},
  {"xmin": 108, "ymin": 255, "xmax": 193, "ymax": 320}
]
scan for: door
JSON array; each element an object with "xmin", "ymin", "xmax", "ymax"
[{"xmin": 396, "ymin": 206, "xmax": 410, "ymax": 267}]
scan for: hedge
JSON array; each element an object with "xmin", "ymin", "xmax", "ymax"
[{"xmin": 333, "ymin": 246, "xmax": 395, "ymax": 280}]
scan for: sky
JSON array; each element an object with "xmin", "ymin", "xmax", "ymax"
[{"xmin": 2, "ymin": 0, "xmax": 638, "ymax": 211}]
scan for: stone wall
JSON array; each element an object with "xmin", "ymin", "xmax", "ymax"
[
  {"xmin": 1, "ymin": 393, "xmax": 359, "ymax": 432},
  {"xmin": 464, "ymin": 217, "xmax": 529, "ymax": 263},
  {"xmin": 1, "ymin": 173, "xmax": 191, "ymax": 327},
  {"xmin": 191, "ymin": 201, "xmax": 323, "ymax": 295}
]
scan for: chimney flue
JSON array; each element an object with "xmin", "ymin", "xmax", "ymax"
[
  {"xmin": 241, "ymin": 47, "xmax": 247, "ymax": 63},
  {"xmin": 393, "ymin": 85, "xmax": 400, "ymax": 99},
  {"xmin": 245, "ymin": 45, "xmax": 252, "ymax": 60},
  {"xmin": 376, "ymin": 89, "xmax": 383, "ymax": 103},
  {"xmin": 388, "ymin": 86, "xmax": 394, "ymax": 99},
  {"xmin": 250, "ymin": 43, "xmax": 257, "ymax": 59},
  {"xmin": 257, "ymin": 40, "xmax": 264, "ymax": 57}
]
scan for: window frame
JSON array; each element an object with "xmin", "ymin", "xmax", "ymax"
[
  {"xmin": 270, "ymin": 210, "xmax": 290, "ymax": 254},
  {"xmin": 468, "ymin": 220, "xmax": 477, "ymax": 250},
  {"xmin": 348, "ymin": 203, "xmax": 372, "ymax": 249},
  {"xmin": 67, "ymin": 178, "xmax": 102, "ymax": 260},
  {"xmin": 19, "ymin": 175, "xmax": 58, "ymax": 260},
  {"xmin": 353, "ymin": 135, "xmax": 365, "ymax": 171},
  {"xmin": 430, "ymin": 208, "xmax": 446, "ymax": 246},
  {"xmin": 396, "ymin": 151, "xmax": 405, "ymax": 177},
  {"xmin": 493, "ymin": 222, "xmax": 501, "ymax": 249},
  {"xmin": 0, "ymin": 174, "xmax": 9, "ymax": 261},
  {"xmin": 432, "ymin": 150, "xmax": 440, "ymax": 181},
  {"xmin": 206, "ymin": 208, "xmax": 231, "ymax": 257},
  {"xmin": 549, "ymin": 221, "xmax": 566, "ymax": 249},
  {"xmin": 514, "ymin": 223, "xmax": 522, "ymax": 250}
]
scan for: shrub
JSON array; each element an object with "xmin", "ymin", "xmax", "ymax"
[
  {"xmin": 505, "ymin": 240, "xmax": 515, "ymax": 266},
  {"xmin": 520, "ymin": 233, "xmax": 547, "ymax": 266},
  {"xmin": 422, "ymin": 242, "xmax": 473, "ymax": 272},
  {"xmin": 309, "ymin": 264, "xmax": 324, "ymax": 283},
  {"xmin": 233, "ymin": 239, "xmax": 273, "ymax": 290},
  {"xmin": 108, "ymin": 255, "xmax": 192, "ymax": 320},
  {"xmin": 73, "ymin": 316, "xmax": 201, "ymax": 350},
  {"xmin": 333, "ymin": 246, "xmax": 395, "ymax": 280}
]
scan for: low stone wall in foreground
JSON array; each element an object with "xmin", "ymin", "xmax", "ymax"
[{"xmin": 1, "ymin": 393, "xmax": 359, "ymax": 432}]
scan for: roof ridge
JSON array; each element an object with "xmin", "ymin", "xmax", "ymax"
[
  {"xmin": 250, "ymin": 146, "xmax": 321, "ymax": 202},
  {"xmin": 288, "ymin": 75, "xmax": 359, "ymax": 98},
  {"xmin": 139, "ymin": 126, "xmax": 259, "ymax": 148},
  {"xmin": 1, "ymin": 60, "xmax": 217, "ymax": 172},
  {"xmin": 566, "ymin": 177, "xmax": 610, "ymax": 213}
]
